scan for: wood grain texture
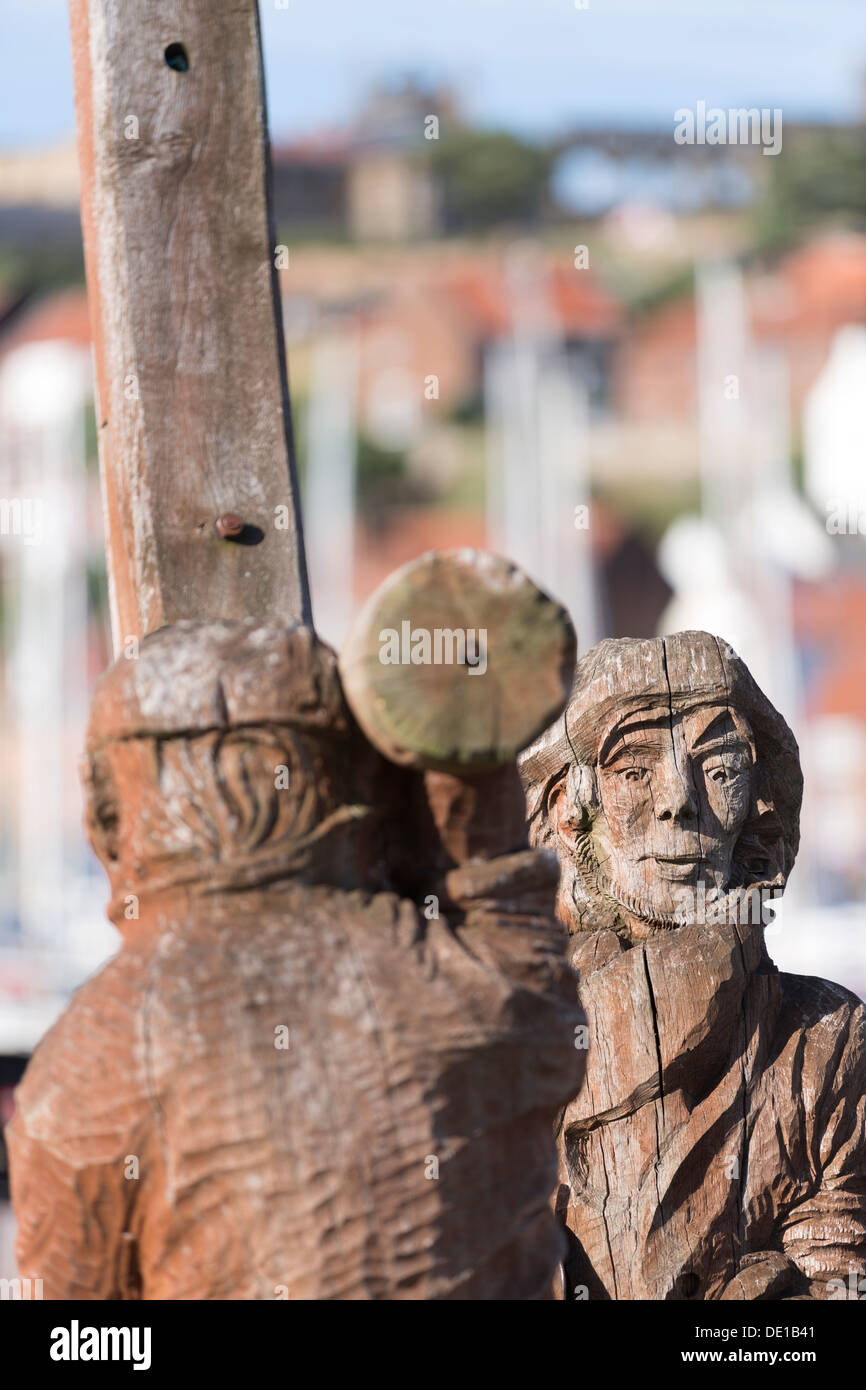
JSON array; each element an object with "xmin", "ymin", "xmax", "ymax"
[
  {"xmin": 69, "ymin": 0, "xmax": 310, "ymax": 646},
  {"xmin": 339, "ymin": 549, "xmax": 577, "ymax": 771},
  {"xmin": 8, "ymin": 619, "xmax": 584, "ymax": 1299},
  {"xmin": 557, "ymin": 929, "xmax": 866, "ymax": 1300},
  {"xmin": 523, "ymin": 632, "xmax": 866, "ymax": 1300}
]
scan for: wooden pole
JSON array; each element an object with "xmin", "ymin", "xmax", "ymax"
[
  {"xmin": 69, "ymin": 0, "xmax": 310, "ymax": 648},
  {"xmin": 3, "ymin": 3, "xmax": 589, "ymax": 1307}
]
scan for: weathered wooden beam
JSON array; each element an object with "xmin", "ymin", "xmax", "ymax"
[{"xmin": 70, "ymin": 0, "xmax": 310, "ymax": 646}]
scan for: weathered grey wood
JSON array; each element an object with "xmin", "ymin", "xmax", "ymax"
[
  {"xmin": 70, "ymin": 0, "xmax": 310, "ymax": 646},
  {"xmin": 521, "ymin": 631, "xmax": 866, "ymax": 1301},
  {"xmin": 339, "ymin": 548, "xmax": 577, "ymax": 771}
]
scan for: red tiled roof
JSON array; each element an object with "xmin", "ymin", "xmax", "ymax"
[
  {"xmin": 446, "ymin": 261, "xmax": 621, "ymax": 340},
  {"xmin": 0, "ymin": 288, "xmax": 91, "ymax": 358},
  {"xmin": 626, "ymin": 233, "xmax": 866, "ymax": 360},
  {"xmin": 795, "ymin": 575, "xmax": 866, "ymax": 722},
  {"xmin": 353, "ymin": 498, "xmax": 631, "ymax": 606},
  {"xmin": 754, "ymin": 234, "xmax": 866, "ymax": 335},
  {"xmin": 271, "ymin": 132, "xmax": 353, "ymax": 166}
]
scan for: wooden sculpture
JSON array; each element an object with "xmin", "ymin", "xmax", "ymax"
[
  {"xmin": 521, "ymin": 631, "xmax": 866, "ymax": 1301},
  {"xmin": 12, "ymin": 0, "xmax": 587, "ymax": 1301},
  {"xmin": 9, "ymin": 553, "xmax": 585, "ymax": 1299}
]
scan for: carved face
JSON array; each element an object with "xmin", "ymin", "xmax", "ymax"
[
  {"xmin": 593, "ymin": 703, "xmax": 755, "ymax": 920},
  {"xmin": 524, "ymin": 632, "xmax": 802, "ymax": 938}
]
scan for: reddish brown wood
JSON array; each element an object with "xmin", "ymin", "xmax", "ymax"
[
  {"xmin": 69, "ymin": 0, "xmax": 310, "ymax": 645},
  {"xmin": 8, "ymin": 559, "xmax": 584, "ymax": 1299},
  {"xmin": 14, "ymin": 3, "xmax": 588, "ymax": 1304}
]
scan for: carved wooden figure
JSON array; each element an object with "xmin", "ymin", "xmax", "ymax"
[
  {"xmin": 521, "ymin": 631, "xmax": 866, "ymax": 1301},
  {"xmin": 16, "ymin": 0, "xmax": 587, "ymax": 1301},
  {"xmin": 9, "ymin": 554, "xmax": 584, "ymax": 1299}
]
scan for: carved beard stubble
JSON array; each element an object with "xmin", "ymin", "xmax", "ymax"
[{"xmin": 560, "ymin": 816, "xmax": 779, "ymax": 942}]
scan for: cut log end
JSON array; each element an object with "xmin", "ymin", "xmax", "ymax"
[{"xmin": 339, "ymin": 548, "xmax": 577, "ymax": 771}]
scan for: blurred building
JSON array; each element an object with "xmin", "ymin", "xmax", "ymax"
[
  {"xmin": 280, "ymin": 242, "xmax": 622, "ymax": 435},
  {"xmin": 272, "ymin": 79, "xmax": 455, "ymax": 241},
  {"xmin": 612, "ymin": 232, "xmax": 866, "ymax": 481}
]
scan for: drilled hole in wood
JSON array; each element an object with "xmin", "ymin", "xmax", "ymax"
[
  {"xmin": 164, "ymin": 43, "xmax": 189, "ymax": 72},
  {"xmin": 231, "ymin": 524, "xmax": 264, "ymax": 547}
]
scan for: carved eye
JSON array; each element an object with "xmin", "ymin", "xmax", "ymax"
[
  {"xmin": 622, "ymin": 767, "xmax": 648, "ymax": 783},
  {"xmin": 705, "ymin": 757, "xmax": 747, "ymax": 784}
]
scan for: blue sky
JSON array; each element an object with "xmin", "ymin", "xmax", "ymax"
[{"xmin": 1, "ymin": 0, "xmax": 865, "ymax": 149}]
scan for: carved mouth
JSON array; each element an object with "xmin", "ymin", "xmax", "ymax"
[{"xmin": 651, "ymin": 854, "xmax": 706, "ymax": 882}]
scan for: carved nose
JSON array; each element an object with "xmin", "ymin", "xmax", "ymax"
[{"xmin": 656, "ymin": 768, "xmax": 698, "ymax": 823}]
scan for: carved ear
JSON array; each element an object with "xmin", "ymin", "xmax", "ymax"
[
  {"xmin": 82, "ymin": 749, "xmax": 120, "ymax": 866},
  {"xmin": 548, "ymin": 764, "xmax": 597, "ymax": 850}
]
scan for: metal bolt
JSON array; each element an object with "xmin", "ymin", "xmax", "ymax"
[{"xmin": 215, "ymin": 512, "xmax": 244, "ymax": 539}]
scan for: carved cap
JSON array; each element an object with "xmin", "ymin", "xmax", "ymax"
[
  {"xmin": 86, "ymin": 620, "xmax": 349, "ymax": 750},
  {"xmin": 520, "ymin": 631, "xmax": 803, "ymax": 876}
]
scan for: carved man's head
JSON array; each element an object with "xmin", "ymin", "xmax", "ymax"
[
  {"xmin": 83, "ymin": 621, "xmax": 395, "ymax": 924},
  {"xmin": 520, "ymin": 632, "xmax": 802, "ymax": 939}
]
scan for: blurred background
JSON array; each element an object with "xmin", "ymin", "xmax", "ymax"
[{"xmin": 1, "ymin": 0, "xmax": 865, "ymax": 1262}]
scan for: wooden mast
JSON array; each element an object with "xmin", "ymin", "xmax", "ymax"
[{"xmin": 69, "ymin": 0, "xmax": 311, "ymax": 649}]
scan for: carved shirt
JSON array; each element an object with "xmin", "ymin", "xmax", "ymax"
[
  {"xmin": 9, "ymin": 859, "xmax": 580, "ymax": 1300},
  {"xmin": 558, "ymin": 923, "xmax": 866, "ymax": 1300}
]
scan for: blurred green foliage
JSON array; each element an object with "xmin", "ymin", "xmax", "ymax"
[
  {"xmin": 355, "ymin": 434, "xmax": 433, "ymax": 522},
  {"xmin": 595, "ymin": 477, "xmax": 702, "ymax": 546},
  {"xmin": 356, "ymin": 433, "xmax": 405, "ymax": 492},
  {"xmin": 431, "ymin": 129, "xmax": 550, "ymax": 231},
  {"xmin": 754, "ymin": 129, "xmax": 866, "ymax": 249},
  {"xmin": 0, "ymin": 244, "xmax": 84, "ymax": 296}
]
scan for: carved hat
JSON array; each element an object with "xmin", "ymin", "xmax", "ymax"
[
  {"xmin": 86, "ymin": 620, "xmax": 349, "ymax": 750},
  {"xmin": 520, "ymin": 631, "xmax": 803, "ymax": 882},
  {"xmin": 83, "ymin": 621, "xmax": 391, "ymax": 914}
]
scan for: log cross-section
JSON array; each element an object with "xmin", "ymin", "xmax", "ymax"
[{"xmin": 70, "ymin": 0, "xmax": 310, "ymax": 647}]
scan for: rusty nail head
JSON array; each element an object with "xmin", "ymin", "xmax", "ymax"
[{"xmin": 215, "ymin": 513, "xmax": 244, "ymax": 539}]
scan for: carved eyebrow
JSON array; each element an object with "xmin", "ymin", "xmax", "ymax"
[
  {"xmin": 696, "ymin": 738, "xmax": 752, "ymax": 761},
  {"xmin": 599, "ymin": 718, "xmax": 669, "ymax": 767},
  {"xmin": 688, "ymin": 710, "xmax": 746, "ymax": 749}
]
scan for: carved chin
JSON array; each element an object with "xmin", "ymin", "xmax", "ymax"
[
  {"xmin": 596, "ymin": 872, "xmax": 684, "ymax": 932},
  {"xmin": 567, "ymin": 832, "xmax": 770, "ymax": 938},
  {"xmin": 567, "ymin": 831, "xmax": 678, "ymax": 931}
]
